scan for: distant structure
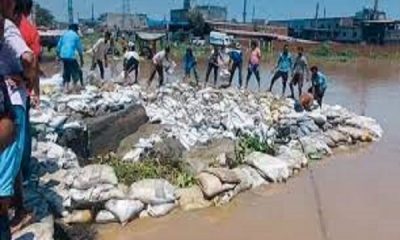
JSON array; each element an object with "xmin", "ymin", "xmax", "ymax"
[
  {"xmin": 68, "ymin": 0, "xmax": 74, "ymax": 24},
  {"xmin": 269, "ymin": 3, "xmax": 400, "ymax": 45},
  {"xmin": 242, "ymin": 0, "xmax": 247, "ymax": 23},
  {"xmin": 122, "ymin": 0, "xmax": 131, "ymax": 29},
  {"xmin": 170, "ymin": 0, "xmax": 227, "ymax": 31},
  {"xmin": 99, "ymin": 13, "xmax": 148, "ymax": 31}
]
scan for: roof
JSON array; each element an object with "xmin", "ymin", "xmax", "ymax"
[
  {"xmin": 363, "ymin": 20, "xmax": 400, "ymax": 24},
  {"xmin": 218, "ymin": 28, "xmax": 317, "ymax": 44},
  {"xmin": 136, "ymin": 32, "xmax": 166, "ymax": 41}
]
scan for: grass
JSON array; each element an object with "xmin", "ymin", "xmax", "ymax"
[
  {"xmin": 234, "ymin": 134, "xmax": 278, "ymax": 168},
  {"xmin": 94, "ymin": 155, "xmax": 196, "ymax": 188}
]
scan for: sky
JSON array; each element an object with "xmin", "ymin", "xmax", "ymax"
[{"xmin": 35, "ymin": 0, "xmax": 400, "ymax": 22}]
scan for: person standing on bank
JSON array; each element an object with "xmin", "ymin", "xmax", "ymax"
[
  {"xmin": 309, "ymin": 66, "xmax": 328, "ymax": 108},
  {"xmin": 204, "ymin": 45, "xmax": 222, "ymax": 88},
  {"xmin": 56, "ymin": 24, "xmax": 84, "ymax": 93},
  {"xmin": 123, "ymin": 42, "xmax": 140, "ymax": 84},
  {"xmin": 227, "ymin": 42, "xmax": 243, "ymax": 88},
  {"xmin": 290, "ymin": 46, "xmax": 309, "ymax": 99},
  {"xmin": 245, "ymin": 40, "xmax": 262, "ymax": 91},
  {"xmin": 183, "ymin": 47, "xmax": 199, "ymax": 86},
  {"xmin": 269, "ymin": 44, "xmax": 293, "ymax": 97},
  {"xmin": 148, "ymin": 46, "xmax": 171, "ymax": 88},
  {"xmin": 90, "ymin": 31, "xmax": 111, "ymax": 80}
]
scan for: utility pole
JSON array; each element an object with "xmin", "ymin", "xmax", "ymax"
[
  {"xmin": 252, "ymin": 5, "xmax": 255, "ymax": 23},
  {"xmin": 373, "ymin": 0, "xmax": 379, "ymax": 20},
  {"xmin": 243, "ymin": 0, "xmax": 247, "ymax": 23},
  {"xmin": 314, "ymin": 2, "xmax": 320, "ymax": 40},
  {"xmin": 68, "ymin": 0, "xmax": 74, "ymax": 24},
  {"xmin": 91, "ymin": 2, "xmax": 95, "ymax": 22},
  {"xmin": 122, "ymin": 0, "xmax": 131, "ymax": 30}
]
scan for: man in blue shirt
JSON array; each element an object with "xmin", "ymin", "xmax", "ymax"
[
  {"xmin": 227, "ymin": 42, "xmax": 243, "ymax": 88},
  {"xmin": 57, "ymin": 24, "xmax": 84, "ymax": 93},
  {"xmin": 269, "ymin": 44, "xmax": 293, "ymax": 97},
  {"xmin": 308, "ymin": 66, "xmax": 328, "ymax": 108}
]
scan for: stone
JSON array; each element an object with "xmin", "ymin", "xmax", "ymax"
[
  {"xmin": 277, "ymin": 145, "xmax": 308, "ymax": 170},
  {"xmin": 238, "ymin": 165, "xmax": 267, "ymax": 188},
  {"xmin": 325, "ymin": 129, "xmax": 351, "ymax": 145},
  {"xmin": 196, "ymin": 172, "xmax": 236, "ymax": 199},
  {"xmin": 152, "ymin": 137, "xmax": 185, "ymax": 163},
  {"xmin": 129, "ymin": 179, "xmax": 177, "ymax": 205},
  {"xmin": 105, "ymin": 199, "xmax": 144, "ymax": 225},
  {"xmin": 298, "ymin": 136, "xmax": 332, "ymax": 160},
  {"xmin": 244, "ymin": 152, "xmax": 290, "ymax": 183},
  {"xmin": 338, "ymin": 126, "xmax": 373, "ymax": 142},
  {"xmin": 176, "ymin": 186, "xmax": 212, "ymax": 211}
]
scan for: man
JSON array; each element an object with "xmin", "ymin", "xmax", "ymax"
[
  {"xmin": 90, "ymin": 31, "xmax": 111, "ymax": 79},
  {"xmin": 11, "ymin": 0, "xmax": 41, "ymax": 232},
  {"xmin": 0, "ymin": 0, "xmax": 36, "ymax": 238},
  {"xmin": 227, "ymin": 42, "xmax": 243, "ymax": 88},
  {"xmin": 245, "ymin": 40, "xmax": 261, "ymax": 90},
  {"xmin": 309, "ymin": 66, "xmax": 328, "ymax": 108},
  {"xmin": 57, "ymin": 24, "xmax": 84, "ymax": 93},
  {"xmin": 182, "ymin": 47, "xmax": 198, "ymax": 85},
  {"xmin": 204, "ymin": 45, "xmax": 222, "ymax": 88},
  {"xmin": 148, "ymin": 46, "xmax": 171, "ymax": 87},
  {"xmin": 290, "ymin": 46, "xmax": 309, "ymax": 99},
  {"xmin": 269, "ymin": 44, "xmax": 293, "ymax": 97},
  {"xmin": 123, "ymin": 42, "xmax": 140, "ymax": 84},
  {"xmin": 0, "ymin": 76, "xmax": 14, "ymax": 153}
]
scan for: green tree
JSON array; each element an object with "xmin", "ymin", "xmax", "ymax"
[
  {"xmin": 35, "ymin": 4, "xmax": 55, "ymax": 27},
  {"xmin": 188, "ymin": 9, "xmax": 210, "ymax": 37}
]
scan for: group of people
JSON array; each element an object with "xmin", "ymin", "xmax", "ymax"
[{"xmin": 0, "ymin": 0, "xmax": 42, "ymax": 238}]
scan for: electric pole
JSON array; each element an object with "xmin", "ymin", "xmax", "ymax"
[
  {"xmin": 122, "ymin": 0, "xmax": 131, "ymax": 30},
  {"xmin": 243, "ymin": 0, "xmax": 247, "ymax": 23}
]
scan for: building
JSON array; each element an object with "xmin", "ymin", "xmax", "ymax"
[
  {"xmin": 170, "ymin": 0, "xmax": 228, "ymax": 31},
  {"xmin": 269, "ymin": 7, "xmax": 400, "ymax": 44},
  {"xmin": 99, "ymin": 13, "xmax": 148, "ymax": 31}
]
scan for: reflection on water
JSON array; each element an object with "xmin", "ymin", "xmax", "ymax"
[{"xmin": 98, "ymin": 60, "xmax": 400, "ymax": 240}]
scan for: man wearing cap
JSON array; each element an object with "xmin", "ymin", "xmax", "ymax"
[{"xmin": 227, "ymin": 42, "xmax": 243, "ymax": 88}]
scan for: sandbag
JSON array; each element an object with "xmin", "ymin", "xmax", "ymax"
[
  {"xmin": 71, "ymin": 165, "xmax": 118, "ymax": 190},
  {"xmin": 70, "ymin": 184, "xmax": 125, "ymax": 205},
  {"xmin": 105, "ymin": 199, "xmax": 144, "ymax": 225},
  {"xmin": 95, "ymin": 210, "xmax": 118, "ymax": 224},
  {"xmin": 244, "ymin": 152, "xmax": 290, "ymax": 183},
  {"xmin": 147, "ymin": 203, "xmax": 177, "ymax": 218},
  {"xmin": 196, "ymin": 172, "xmax": 235, "ymax": 199},
  {"xmin": 129, "ymin": 179, "xmax": 177, "ymax": 205},
  {"xmin": 204, "ymin": 168, "xmax": 241, "ymax": 184},
  {"xmin": 176, "ymin": 186, "xmax": 212, "ymax": 211}
]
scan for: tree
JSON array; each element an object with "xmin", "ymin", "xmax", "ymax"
[
  {"xmin": 188, "ymin": 9, "xmax": 210, "ymax": 37},
  {"xmin": 35, "ymin": 4, "xmax": 55, "ymax": 27}
]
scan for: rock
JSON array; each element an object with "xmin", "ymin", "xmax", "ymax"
[
  {"xmin": 324, "ymin": 129, "xmax": 351, "ymax": 145},
  {"xmin": 70, "ymin": 184, "xmax": 125, "ymax": 205},
  {"xmin": 13, "ymin": 216, "xmax": 54, "ymax": 240},
  {"xmin": 152, "ymin": 137, "xmax": 185, "ymax": 163},
  {"xmin": 71, "ymin": 165, "xmax": 118, "ymax": 190},
  {"xmin": 244, "ymin": 152, "xmax": 290, "ymax": 183},
  {"xmin": 196, "ymin": 172, "xmax": 236, "ymax": 199},
  {"xmin": 147, "ymin": 203, "xmax": 177, "ymax": 218},
  {"xmin": 176, "ymin": 186, "xmax": 212, "ymax": 211},
  {"xmin": 308, "ymin": 112, "xmax": 327, "ymax": 127},
  {"xmin": 129, "ymin": 179, "xmax": 177, "ymax": 205},
  {"xmin": 277, "ymin": 145, "xmax": 308, "ymax": 170},
  {"xmin": 62, "ymin": 210, "xmax": 93, "ymax": 224},
  {"xmin": 203, "ymin": 168, "xmax": 241, "ymax": 184},
  {"xmin": 338, "ymin": 126, "xmax": 373, "ymax": 142},
  {"xmin": 122, "ymin": 148, "xmax": 143, "ymax": 162},
  {"xmin": 344, "ymin": 116, "xmax": 383, "ymax": 140},
  {"xmin": 95, "ymin": 210, "xmax": 118, "ymax": 224},
  {"xmin": 105, "ymin": 199, "xmax": 144, "ymax": 225}
]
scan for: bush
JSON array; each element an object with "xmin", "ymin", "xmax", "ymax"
[{"xmin": 94, "ymin": 155, "xmax": 196, "ymax": 188}]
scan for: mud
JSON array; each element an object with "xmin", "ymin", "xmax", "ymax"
[{"xmin": 96, "ymin": 59, "xmax": 400, "ymax": 240}]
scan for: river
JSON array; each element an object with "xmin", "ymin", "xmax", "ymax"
[{"xmin": 97, "ymin": 59, "xmax": 400, "ymax": 240}]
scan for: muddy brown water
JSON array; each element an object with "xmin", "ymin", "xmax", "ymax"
[{"xmin": 95, "ymin": 59, "xmax": 400, "ymax": 240}]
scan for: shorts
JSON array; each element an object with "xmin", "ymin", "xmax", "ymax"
[
  {"xmin": 248, "ymin": 64, "xmax": 259, "ymax": 73},
  {"xmin": 0, "ymin": 80, "xmax": 13, "ymax": 119},
  {"xmin": 273, "ymin": 70, "xmax": 289, "ymax": 82},
  {"xmin": 291, "ymin": 73, "xmax": 304, "ymax": 85},
  {"xmin": 62, "ymin": 59, "xmax": 81, "ymax": 84},
  {"xmin": 308, "ymin": 86, "xmax": 326, "ymax": 100},
  {"xmin": 0, "ymin": 106, "xmax": 26, "ymax": 197},
  {"xmin": 124, "ymin": 58, "xmax": 139, "ymax": 73}
]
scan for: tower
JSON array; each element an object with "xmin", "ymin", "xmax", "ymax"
[
  {"xmin": 91, "ymin": 2, "xmax": 95, "ymax": 22},
  {"xmin": 122, "ymin": 0, "xmax": 131, "ymax": 29},
  {"xmin": 68, "ymin": 0, "xmax": 74, "ymax": 24},
  {"xmin": 243, "ymin": 0, "xmax": 247, "ymax": 23},
  {"xmin": 373, "ymin": 0, "xmax": 379, "ymax": 20},
  {"xmin": 184, "ymin": 0, "xmax": 191, "ymax": 10}
]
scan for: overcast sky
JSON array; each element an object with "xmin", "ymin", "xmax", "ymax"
[{"xmin": 35, "ymin": 0, "xmax": 400, "ymax": 22}]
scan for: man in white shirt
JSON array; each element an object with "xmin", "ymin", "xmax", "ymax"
[
  {"xmin": 290, "ymin": 46, "xmax": 309, "ymax": 99},
  {"xmin": 148, "ymin": 46, "xmax": 171, "ymax": 87},
  {"xmin": 123, "ymin": 42, "xmax": 140, "ymax": 84},
  {"xmin": 90, "ymin": 31, "xmax": 111, "ymax": 79}
]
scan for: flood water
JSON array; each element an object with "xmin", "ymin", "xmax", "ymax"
[{"xmin": 98, "ymin": 59, "xmax": 400, "ymax": 240}]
